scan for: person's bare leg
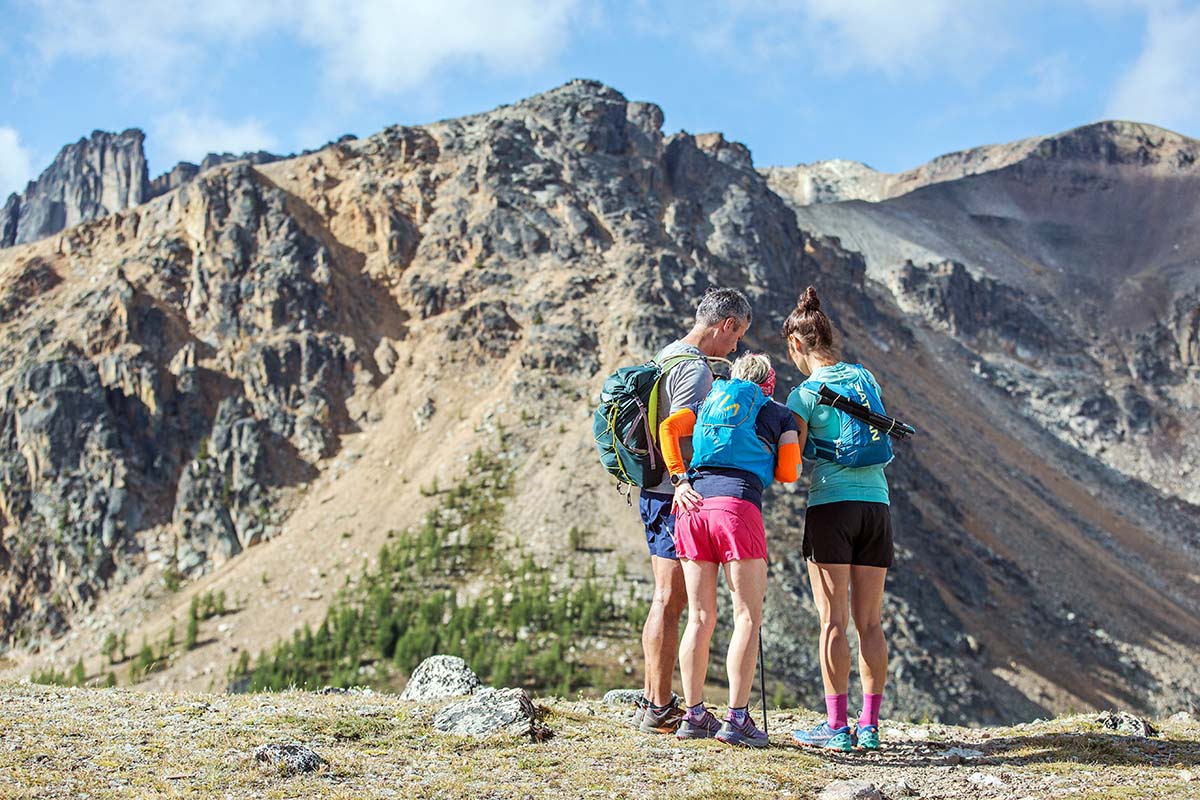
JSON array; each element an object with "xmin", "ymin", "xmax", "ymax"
[
  {"xmin": 850, "ymin": 565, "xmax": 888, "ymax": 694},
  {"xmin": 678, "ymin": 559, "xmax": 719, "ymax": 707},
  {"xmin": 642, "ymin": 555, "xmax": 687, "ymax": 705},
  {"xmin": 724, "ymin": 558, "xmax": 767, "ymax": 708},
  {"xmin": 806, "ymin": 561, "xmax": 851, "ymax": 695}
]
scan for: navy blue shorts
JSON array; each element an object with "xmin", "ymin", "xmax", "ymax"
[{"xmin": 639, "ymin": 490, "xmax": 679, "ymax": 560}]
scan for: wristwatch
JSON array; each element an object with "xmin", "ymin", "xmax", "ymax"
[{"xmin": 670, "ymin": 472, "xmax": 689, "ymax": 487}]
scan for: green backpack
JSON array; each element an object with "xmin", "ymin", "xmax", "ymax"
[{"xmin": 592, "ymin": 354, "xmax": 703, "ymax": 494}]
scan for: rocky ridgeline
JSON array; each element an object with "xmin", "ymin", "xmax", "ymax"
[
  {"xmin": 1, "ymin": 130, "xmax": 284, "ymax": 249},
  {"xmin": 1, "ymin": 81, "xmax": 1198, "ymax": 725},
  {"xmin": 762, "ymin": 120, "xmax": 1200, "ymax": 205}
]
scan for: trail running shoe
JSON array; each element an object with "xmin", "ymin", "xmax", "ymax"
[
  {"xmin": 628, "ymin": 696, "xmax": 648, "ymax": 728},
  {"xmin": 639, "ymin": 701, "xmax": 685, "ymax": 734},
  {"xmin": 715, "ymin": 713, "xmax": 770, "ymax": 748},
  {"xmin": 792, "ymin": 721, "xmax": 853, "ymax": 752},
  {"xmin": 854, "ymin": 723, "xmax": 880, "ymax": 750},
  {"xmin": 676, "ymin": 709, "xmax": 722, "ymax": 739}
]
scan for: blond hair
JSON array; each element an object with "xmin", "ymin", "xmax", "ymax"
[{"xmin": 731, "ymin": 353, "xmax": 772, "ymax": 384}]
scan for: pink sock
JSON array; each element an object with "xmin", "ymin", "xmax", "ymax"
[
  {"xmin": 825, "ymin": 693, "xmax": 848, "ymax": 729},
  {"xmin": 860, "ymin": 693, "xmax": 883, "ymax": 727}
]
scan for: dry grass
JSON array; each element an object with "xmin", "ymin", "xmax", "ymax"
[{"xmin": 1, "ymin": 683, "xmax": 1196, "ymax": 799}]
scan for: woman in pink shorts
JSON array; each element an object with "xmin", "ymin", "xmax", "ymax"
[{"xmin": 658, "ymin": 353, "xmax": 801, "ymax": 747}]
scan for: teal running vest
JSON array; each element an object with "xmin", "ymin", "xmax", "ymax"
[{"xmin": 690, "ymin": 379, "xmax": 776, "ymax": 489}]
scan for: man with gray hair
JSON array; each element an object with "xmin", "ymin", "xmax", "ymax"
[{"xmin": 634, "ymin": 287, "xmax": 752, "ymax": 733}]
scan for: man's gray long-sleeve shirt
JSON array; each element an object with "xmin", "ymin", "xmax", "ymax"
[{"xmin": 644, "ymin": 340, "xmax": 713, "ymax": 495}]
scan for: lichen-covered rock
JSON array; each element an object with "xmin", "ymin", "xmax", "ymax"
[
  {"xmin": 601, "ymin": 689, "xmax": 643, "ymax": 706},
  {"xmin": 1098, "ymin": 710, "xmax": 1159, "ymax": 737},
  {"xmin": 253, "ymin": 743, "xmax": 326, "ymax": 775},
  {"xmin": 400, "ymin": 655, "xmax": 481, "ymax": 701},
  {"xmin": 817, "ymin": 780, "xmax": 881, "ymax": 800},
  {"xmin": 431, "ymin": 687, "xmax": 549, "ymax": 740}
]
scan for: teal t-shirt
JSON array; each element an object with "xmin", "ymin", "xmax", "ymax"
[{"xmin": 786, "ymin": 362, "xmax": 890, "ymax": 507}]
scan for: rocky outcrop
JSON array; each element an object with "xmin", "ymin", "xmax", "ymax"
[
  {"xmin": 148, "ymin": 150, "xmax": 281, "ymax": 199},
  {"xmin": 0, "ymin": 128, "xmax": 286, "ymax": 249},
  {"xmin": 1, "ymin": 130, "xmax": 149, "ymax": 247},
  {"xmin": 171, "ymin": 397, "xmax": 271, "ymax": 574},
  {"xmin": 895, "ymin": 260, "xmax": 1067, "ymax": 361}
]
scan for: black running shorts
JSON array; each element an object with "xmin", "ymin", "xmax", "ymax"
[{"xmin": 803, "ymin": 501, "xmax": 893, "ymax": 568}]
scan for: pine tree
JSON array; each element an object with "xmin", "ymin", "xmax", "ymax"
[
  {"xmin": 72, "ymin": 657, "xmax": 86, "ymax": 686},
  {"xmin": 185, "ymin": 616, "xmax": 199, "ymax": 650}
]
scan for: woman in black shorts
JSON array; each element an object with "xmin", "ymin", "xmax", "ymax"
[{"xmin": 783, "ymin": 286, "xmax": 892, "ymax": 753}]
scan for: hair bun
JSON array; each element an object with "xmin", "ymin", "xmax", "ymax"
[{"xmin": 798, "ymin": 285, "xmax": 821, "ymax": 314}]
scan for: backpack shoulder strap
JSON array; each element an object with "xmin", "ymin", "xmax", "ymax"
[{"xmin": 648, "ymin": 354, "xmax": 706, "ymax": 442}]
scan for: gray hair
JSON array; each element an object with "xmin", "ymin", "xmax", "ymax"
[
  {"xmin": 695, "ymin": 287, "xmax": 752, "ymax": 328},
  {"xmin": 731, "ymin": 353, "xmax": 772, "ymax": 384}
]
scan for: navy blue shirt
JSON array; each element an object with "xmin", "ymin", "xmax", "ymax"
[{"xmin": 689, "ymin": 399, "xmax": 798, "ymax": 509}]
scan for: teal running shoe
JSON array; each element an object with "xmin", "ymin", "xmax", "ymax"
[
  {"xmin": 854, "ymin": 723, "xmax": 880, "ymax": 751},
  {"xmin": 792, "ymin": 721, "xmax": 853, "ymax": 752}
]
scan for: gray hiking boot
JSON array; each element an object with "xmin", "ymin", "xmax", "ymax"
[
  {"xmin": 716, "ymin": 713, "xmax": 770, "ymax": 748},
  {"xmin": 639, "ymin": 700, "xmax": 685, "ymax": 734},
  {"xmin": 676, "ymin": 708, "xmax": 722, "ymax": 739},
  {"xmin": 628, "ymin": 696, "xmax": 648, "ymax": 728}
]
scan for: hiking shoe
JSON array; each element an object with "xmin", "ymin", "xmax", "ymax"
[
  {"xmin": 628, "ymin": 696, "xmax": 648, "ymax": 728},
  {"xmin": 792, "ymin": 721, "xmax": 853, "ymax": 752},
  {"xmin": 854, "ymin": 723, "xmax": 880, "ymax": 751},
  {"xmin": 715, "ymin": 713, "xmax": 770, "ymax": 748},
  {"xmin": 639, "ymin": 701, "xmax": 685, "ymax": 734},
  {"xmin": 676, "ymin": 709, "xmax": 722, "ymax": 739}
]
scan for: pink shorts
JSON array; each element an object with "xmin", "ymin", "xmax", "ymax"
[{"xmin": 674, "ymin": 496, "xmax": 767, "ymax": 563}]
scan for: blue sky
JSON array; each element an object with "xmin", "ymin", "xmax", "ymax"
[{"xmin": 3, "ymin": 1, "xmax": 1200, "ymax": 199}]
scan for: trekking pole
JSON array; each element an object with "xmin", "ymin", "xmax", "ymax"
[
  {"xmin": 758, "ymin": 633, "xmax": 768, "ymax": 736},
  {"xmin": 815, "ymin": 385, "xmax": 916, "ymax": 438},
  {"xmin": 759, "ymin": 563, "xmax": 769, "ymax": 736}
]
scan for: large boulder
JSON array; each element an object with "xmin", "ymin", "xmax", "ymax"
[
  {"xmin": 432, "ymin": 687, "xmax": 549, "ymax": 740},
  {"xmin": 400, "ymin": 655, "xmax": 481, "ymax": 701}
]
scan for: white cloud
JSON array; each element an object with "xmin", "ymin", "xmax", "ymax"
[
  {"xmin": 296, "ymin": 0, "xmax": 579, "ymax": 94},
  {"xmin": 153, "ymin": 112, "xmax": 279, "ymax": 165},
  {"xmin": 0, "ymin": 127, "xmax": 35, "ymax": 199},
  {"xmin": 27, "ymin": 0, "xmax": 581, "ymax": 97},
  {"xmin": 29, "ymin": 0, "xmax": 279, "ymax": 99},
  {"xmin": 789, "ymin": 0, "xmax": 998, "ymax": 75},
  {"xmin": 663, "ymin": 0, "xmax": 1010, "ymax": 79},
  {"xmin": 1105, "ymin": 3, "xmax": 1200, "ymax": 133}
]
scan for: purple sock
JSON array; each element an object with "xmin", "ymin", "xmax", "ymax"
[
  {"xmin": 729, "ymin": 705, "xmax": 749, "ymax": 725},
  {"xmin": 860, "ymin": 693, "xmax": 882, "ymax": 727},
  {"xmin": 825, "ymin": 693, "xmax": 848, "ymax": 730},
  {"xmin": 686, "ymin": 702, "xmax": 707, "ymax": 720}
]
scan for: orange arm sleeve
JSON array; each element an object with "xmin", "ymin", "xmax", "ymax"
[
  {"xmin": 774, "ymin": 441, "xmax": 801, "ymax": 483},
  {"xmin": 658, "ymin": 408, "xmax": 696, "ymax": 477}
]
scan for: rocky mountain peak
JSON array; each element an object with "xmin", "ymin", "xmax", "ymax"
[
  {"xmin": 1, "ymin": 128, "xmax": 150, "ymax": 247},
  {"xmin": 765, "ymin": 120, "xmax": 1200, "ymax": 206}
]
